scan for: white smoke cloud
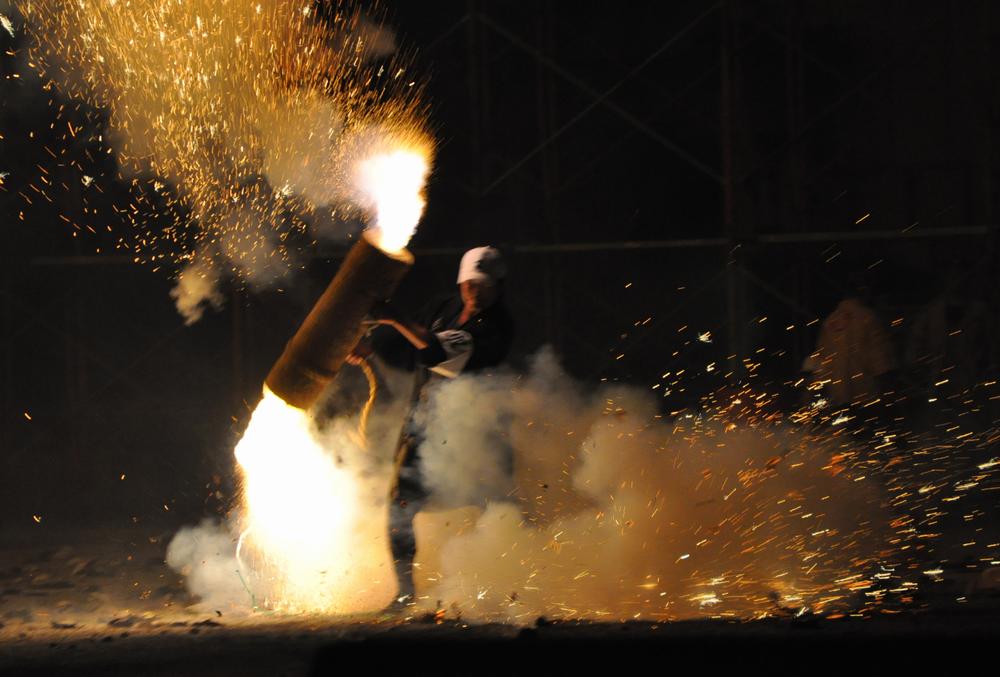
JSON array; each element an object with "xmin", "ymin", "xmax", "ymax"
[
  {"xmin": 170, "ymin": 259, "xmax": 225, "ymax": 326},
  {"xmin": 258, "ymin": 99, "xmax": 346, "ymax": 209},
  {"xmin": 165, "ymin": 519, "xmax": 248, "ymax": 613},
  {"xmin": 415, "ymin": 375, "xmax": 517, "ymax": 507},
  {"xmin": 167, "ymin": 348, "xmax": 891, "ymax": 622},
  {"xmin": 410, "ymin": 349, "xmax": 888, "ymax": 623}
]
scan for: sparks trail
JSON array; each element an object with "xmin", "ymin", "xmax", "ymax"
[
  {"xmin": 19, "ymin": 0, "xmax": 434, "ymax": 322},
  {"xmin": 404, "ymin": 361, "xmax": 1000, "ymax": 623}
]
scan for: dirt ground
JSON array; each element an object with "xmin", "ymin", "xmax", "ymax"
[{"xmin": 2, "ymin": 525, "xmax": 999, "ymax": 676}]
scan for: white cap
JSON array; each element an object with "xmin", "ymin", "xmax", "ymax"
[{"xmin": 457, "ymin": 246, "xmax": 506, "ymax": 284}]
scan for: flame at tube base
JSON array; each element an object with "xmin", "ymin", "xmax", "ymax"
[{"xmin": 234, "ymin": 388, "xmax": 397, "ymax": 614}]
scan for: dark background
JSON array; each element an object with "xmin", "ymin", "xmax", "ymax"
[{"xmin": 1, "ymin": 1, "xmax": 998, "ymax": 532}]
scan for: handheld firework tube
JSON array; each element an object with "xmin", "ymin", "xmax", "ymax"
[{"xmin": 265, "ymin": 232, "xmax": 413, "ymax": 410}]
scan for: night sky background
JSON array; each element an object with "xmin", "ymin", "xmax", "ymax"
[{"xmin": 1, "ymin": 1, "xmax": 998, "ymax": 532}]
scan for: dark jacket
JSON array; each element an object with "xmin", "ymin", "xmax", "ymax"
[{"xmin": 372, "ymin": 292, "xmax": 514, "ymax": 375}]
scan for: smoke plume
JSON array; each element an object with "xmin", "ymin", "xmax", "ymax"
[
  {"xmin": 165, "ymin": 519, "xmax": 246, "ymax": 613},
  {"xmin": 411, "ymin": 348, "xmax": 889, "ymax": 622},
  {"xmin": 20, "ymin": 0, "xmax": 426, "ymax": 323},
  {"xmin": 167, "ymin": 349, "xmax": 893, "ymax": 622},
  {"xmin": 170, "ymin": 259, "xmax": 224, "ymax": 327}
]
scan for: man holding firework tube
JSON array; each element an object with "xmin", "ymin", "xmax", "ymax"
[{"xmin": 351, "ymin": 246, "xmax": 514, "ymax": 606}]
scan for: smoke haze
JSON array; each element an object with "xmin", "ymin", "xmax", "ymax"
[
  {"xmin": 410, "ymin": 348, "xmax": 887, "ymax": 622},
  {"xmin": 168, "ymin": 349, "xmax": 894, "ymax": 622},
  {"xmin": 165, "ymin": 519, "xmax": 247, "ymax": 613}
]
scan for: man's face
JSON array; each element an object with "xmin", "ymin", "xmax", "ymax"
[{"xmin": 460, "ymin": 279, "xmax": 498, "ymax": 311}]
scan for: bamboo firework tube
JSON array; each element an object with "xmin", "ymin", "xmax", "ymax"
[{"xmin": 265, "ymin": 232, "xmax": 413, "ymax": 409}]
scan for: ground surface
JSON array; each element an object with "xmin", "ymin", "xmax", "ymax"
[{"xmin": 2, "ymin": 526, "xmax": 998, "ymax": 675}]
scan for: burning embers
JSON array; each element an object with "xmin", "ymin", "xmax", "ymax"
[{"xmin": 20, "ymin": 0, "xmax": 433, "ymax": 324}]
